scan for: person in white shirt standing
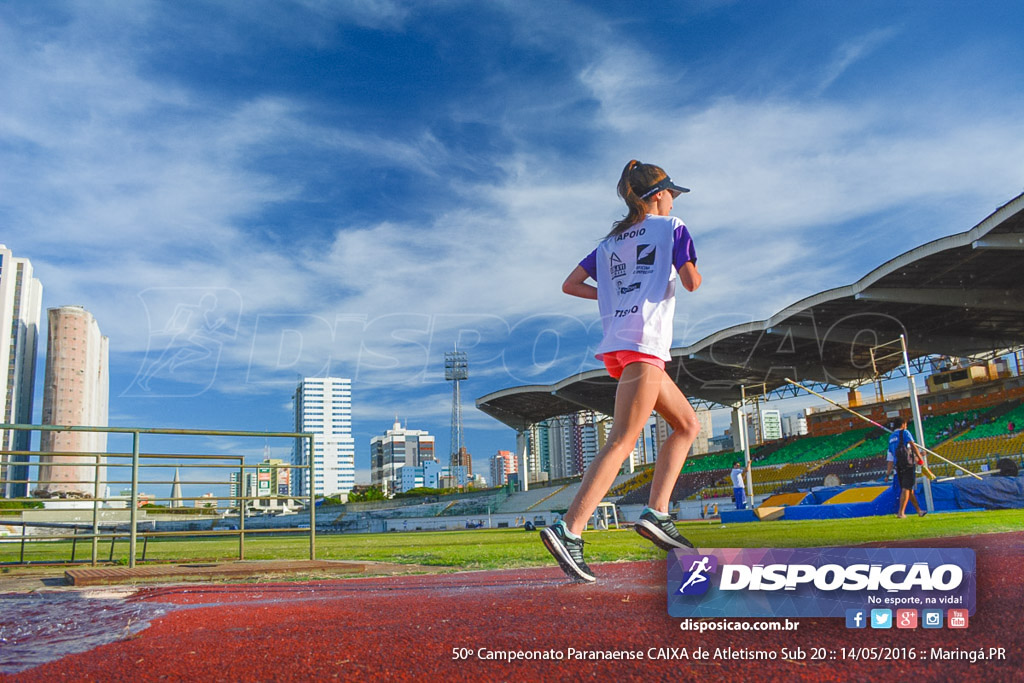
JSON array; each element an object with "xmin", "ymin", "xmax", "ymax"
[{"xmin": 730, "ymin": 461, "xmax": 750, "ymax": 510}]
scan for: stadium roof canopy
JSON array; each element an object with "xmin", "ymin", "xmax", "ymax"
[{"xmin": 477, "ymin": 192, "xmax": 1024, "ymax": 431}]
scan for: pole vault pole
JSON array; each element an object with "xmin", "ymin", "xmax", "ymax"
[{"xmin": 783, "ymin": 378, "xmax": 981, "ymax": 480}]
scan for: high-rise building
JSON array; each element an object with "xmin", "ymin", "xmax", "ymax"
[
  {"xmin": 543, "ymin": 418, "xmax": 569, "ymax": 480},
  {"xmin": 0, "ymin": 245, "xmax": 42, "ymax": 498},
  {"xmin": 229, "ymin": 471, "xmax": 257, "ymax": 504},
  {"xmin": 651, "ymin": 409, "xmax": 713, "ymax": 459},
  {"xmin": 489, "ymin": 449, "xmax": 517, "ymax": 487},
  {"xmin": 437, "ymin": 465, "xmax": 469, "ymax": 490},
  {"xmin": 451, "ymin": 446, "xmax": 472, "ymax": 475},
  {"xmin": 370, "ymin": 419, "xmax": 435, "ymax": 497},
  {"xmin": 692, "ymin": 409, "xmax": 713, "ymax": 455},
  {"xmin": 573, "ymin": 411, "xmax": 603, "ymax": 475},
  {"xmin": 651, "ymin": 415, "xmax": 671, "ymax": 461},
  {"xmin": 782, "ymin": 411, "xmax": 809, "ymax": 438},
  {"xmin": 35, "ymin": 306, "xmax": 109, "ymax": 499},
  {"xmin": 292, "ymin": 377, "xmax": 355, "ymax": 498},
  {"xmin": 531, "ymin": 411, "xmax": 611, "ymax": 482},
  {"xmin": 528, "ymin": 421, "xmax": 551, "ymax": 476}
]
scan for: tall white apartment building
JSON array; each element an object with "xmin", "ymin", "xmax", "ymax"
[
  {"xmin": 0, "ymin": 245, "xmax": 43, "ymax": 498},
  {"xmin": 370, "ymin": 419, "xmax": 435, "ymax": 497},
  {"xmin": 292, "ymin": 377, "xmax": 355, "ymax": 498},
  {"xmin": 36, "ymin": 306, "xmax": 109, "ymax": 498}
]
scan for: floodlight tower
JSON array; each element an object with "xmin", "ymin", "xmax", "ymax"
[{"xmin": 445, "ymin": 348, "xmax": 469, "ymax": 468}]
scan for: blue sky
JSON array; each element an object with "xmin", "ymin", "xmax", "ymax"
[{"xmin": 2, "ymin": 1, "xmax": 1023, "ymax": 494}]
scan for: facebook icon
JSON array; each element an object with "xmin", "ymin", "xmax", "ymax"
[{"xmin": 846, "ymin": 609, "xmax": 867, "ymax": 629}]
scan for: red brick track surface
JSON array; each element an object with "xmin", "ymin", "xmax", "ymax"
[{"xmin": 6, "ymin": 532, "xmax": 1023, "ymax": 682}]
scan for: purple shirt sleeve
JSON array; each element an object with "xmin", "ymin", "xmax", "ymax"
[
  {"xmin": 672, "ymin": 224, "xmax": 697, "ymax": 269},
  {"xmin": 579, "ymin": 249, "xmax": 597, "ymax": 280}
]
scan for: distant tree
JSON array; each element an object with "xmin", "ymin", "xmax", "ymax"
[
  {"xmin": 347, "ymin": 486, "xmax": 385, "ymax": 502},
  {"xmin": 0, "ymin": 500, "xmax": 44, "ymax": 510},
  {"xmin": 394, "ymin": 486, "xmax": 464, "ymax": 499}
]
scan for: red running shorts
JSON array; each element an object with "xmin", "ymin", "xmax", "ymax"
[{"xmin": 602, "ymin": 350, "xmax": 666, "ymax": 379}]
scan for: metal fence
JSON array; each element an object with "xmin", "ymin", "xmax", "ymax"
[{"xmin": 0, "ymin": 423, "xmax": 315, "ymax": 567}]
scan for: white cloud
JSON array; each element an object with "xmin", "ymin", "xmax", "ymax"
[
  {"xmin": 3, "ymin": 1, "xmax": 1023, "ymax": 427},
  {"xmin": 290, "ymin": 0, "xmax": 416, "ymax": 31},
  {"xmin": 817, "ymin": 27, "xmax": 900, "ymax": 94}
]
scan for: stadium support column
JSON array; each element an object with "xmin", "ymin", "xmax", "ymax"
[
  {"xmin": 732, "ymin": 403, "xmax": 752, "ymax": 501},
  {"xmin": 517, "ymin": 429, "xmax": 529, "ymax": 492},
  {"xmin": 902, "ymin": 335, "xmax": 933, "ymax": 512}
]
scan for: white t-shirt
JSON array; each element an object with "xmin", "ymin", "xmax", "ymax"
[
  {"xmin": 730, "ymin": 467, "xmax": 744, "ymax": 488},
  {"xmin": 579, "ymin": 215, "xmax": 697, "ymax": 362}
]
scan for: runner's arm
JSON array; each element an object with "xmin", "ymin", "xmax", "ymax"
[
  {"xmin": 562, "ymin": 265, "xmax": 597, "ymax": 300},
  {"xmin": 678, "ymin": 261, "xmax": 701, "ymax": 292}
]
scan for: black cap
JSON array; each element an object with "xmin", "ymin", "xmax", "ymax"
[{"xmin": 638, "ymin": 176, "xmax": 690, "ymax": 199}]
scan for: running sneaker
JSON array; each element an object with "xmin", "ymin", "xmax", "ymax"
[
  {"xmin": 634, "ymin": 508, "xmax": 694, "ymax": 550},
  {"xmin": 540, "ymin": 521, "xmax": 596, "ymax": 583}
]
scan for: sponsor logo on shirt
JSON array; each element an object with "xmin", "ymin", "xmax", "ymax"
[
  {"xmin": 610, "ymin": 252, "xmax": 626, "ymax": 278},
  {"xmin": 637, "ymin": 244, "xmax": 656, "ymax": 265},
  {"xmin": 634, "ymin": 244, "xmax": 656, "ymax": 274}
]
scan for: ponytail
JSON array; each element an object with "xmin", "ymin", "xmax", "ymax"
[{"xmin": 608, "ymin": 160, "xmax": 667, "ymax": 238}]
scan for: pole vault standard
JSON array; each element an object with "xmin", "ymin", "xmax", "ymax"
[
  {"xmin": 783, "ymin": 378, "xmax": 982, "ymax": 481},
  {"xmin": 739, "ymin": 383, "xmax": 767, "ymax": 506}
]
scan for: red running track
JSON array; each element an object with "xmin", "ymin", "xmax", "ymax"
[{"xmin": 6, "ymin": 532, "xmax": 1023, "ymax": 682}]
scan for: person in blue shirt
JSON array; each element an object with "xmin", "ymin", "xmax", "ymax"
[{"xmin": 886, "ymin": 416, "xmax": 926, "ymax": 518}]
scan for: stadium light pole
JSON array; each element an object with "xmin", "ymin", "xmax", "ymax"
[{"xmin": 902, "ymin": 335, "xmax": 934, "ymax": 512}]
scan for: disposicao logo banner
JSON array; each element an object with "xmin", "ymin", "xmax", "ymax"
[{"xmin": 667, "ymin": 548, "xmax": 975, "ymax": 618}]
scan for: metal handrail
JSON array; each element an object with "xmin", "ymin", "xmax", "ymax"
[{"xmin": 0, "ymin": 423, "xmax": 316, "ymax": 567}]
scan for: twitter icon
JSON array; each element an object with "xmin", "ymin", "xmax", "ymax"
[{"xmin": 871, "ymin": 609, "xmax": 893, "ymax": 629}]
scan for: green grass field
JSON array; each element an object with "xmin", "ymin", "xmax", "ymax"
[{"xmin": 3, "ymin": 508, "xmax": 1022, "ymax": 570}]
